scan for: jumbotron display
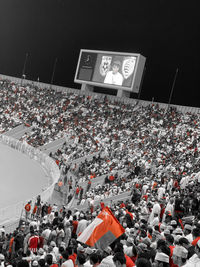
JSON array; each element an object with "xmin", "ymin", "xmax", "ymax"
[{"xmin": 74, "ymin": 49, "xmax": 146, "ymax": 93}]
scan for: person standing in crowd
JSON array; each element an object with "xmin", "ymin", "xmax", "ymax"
[
  {"xmin": 61, "ymin": 251, "xmax": 74, "ymax": 267},
  {"xmin": 113, "ymin": 252, "xmax": 126, "ymax": 267},
  {"xmin": 28, "ymin": 231, "xmax": 40, "ymax": 253},
  {"xmin": 24, "ymin": 201, "xmax": 32, "ymax": 221}
]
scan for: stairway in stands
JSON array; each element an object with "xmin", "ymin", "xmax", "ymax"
[
  {"xmin": 3, "ymin": 124, "xmax": 33, "ymax": 140},
  {"xmin": 40, "ymin": 137, "xmax": 66, "ymax": 155}
]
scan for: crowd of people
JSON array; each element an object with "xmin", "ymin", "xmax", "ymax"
[{"xmin": 0, "ymin": 78, "xmax": 200, "ymax": 266}]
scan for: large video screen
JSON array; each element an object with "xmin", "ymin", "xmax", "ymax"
[{"xmin": 74, "ymin": 49, "xmax": 146, "ymax": 93}]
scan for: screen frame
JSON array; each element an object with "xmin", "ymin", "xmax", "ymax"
[{"xmin": 74, "ymin": 49, "xmax": 144, "ymax": 92}]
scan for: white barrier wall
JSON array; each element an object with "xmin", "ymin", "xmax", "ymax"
[{"xmin": 0, "ymin": 134, "xmax": 60, "ymax": 231}]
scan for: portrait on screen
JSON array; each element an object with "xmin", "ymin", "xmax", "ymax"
[
  {"xmin": 92, "ymin": 54, "xmax": 137, "ymax": 88},
  {"xmin": 104, "ymin": 60, "xmax": 123, "ymax": 86}
]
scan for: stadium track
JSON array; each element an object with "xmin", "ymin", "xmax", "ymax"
[{"xmin": 0, "ymin": 141, "xmax": 48, "ymax": 210}]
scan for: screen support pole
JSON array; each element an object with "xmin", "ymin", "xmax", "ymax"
[
  {"xmin": 81, "ymin": 83, "xmax": 94, "ymax": 93},
  {"xmin": 137, "ymin": 66, "xmax": 146, "ymax": 100},
  {"xmin": 50, "ymin": 57, "xmax": 58, "ymax": 89},
  {"xmin": 117, "ymin": 89, "xmax": 130, "ymax": 98},
  {"xmin": 168, "ymin": 68, "xmax": 179, "ymax": 109},
  {"xmin": 21, "ymin": 52, "xmax": 28, "ymax": 86}
]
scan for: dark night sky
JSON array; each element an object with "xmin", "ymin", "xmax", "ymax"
[{"xmin": 0, "ymin": 0, "xmax": 199, "ymax": 106}]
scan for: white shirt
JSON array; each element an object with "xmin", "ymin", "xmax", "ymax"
[
  {"xmin": 104, "ymin": 71, "xmax": 123, "ymax": 86},
  {"xmin": 184, "ymin": 253, "xmax": 200, "ymax": 266}
]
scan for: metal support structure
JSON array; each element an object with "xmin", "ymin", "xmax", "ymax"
[{"xmin": 168, "ymin": 68, "xmax": 179, "ymax": 108}]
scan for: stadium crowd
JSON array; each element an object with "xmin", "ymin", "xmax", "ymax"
[{"xmin": 0, "ymin": 78, "xmax": 200, "ymax": 266}]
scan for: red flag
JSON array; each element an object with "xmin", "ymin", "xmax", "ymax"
[{"xmin": 77, "ymin": 207, "xmax": 125, "ymax": 250}]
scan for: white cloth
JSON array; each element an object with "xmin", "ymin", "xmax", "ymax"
[
  {"xmin": 62, "ymin": 259, "xmax": 74, "ymax": 267},
  {"xmin": 104, "ymin": 71, "xmax": 123, "ymax": 86},
  {"xmin": 184, "ymin": 253, "xmax": 200, "ymax": 266}
]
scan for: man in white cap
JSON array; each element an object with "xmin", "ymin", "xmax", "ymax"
[
  {"xmin": 172, "ymin": 245, "xmax": 188, "ymax": 266},
  {"xmin": 152, "ymin": 252, "xmax": 169, "ymax": 266}
]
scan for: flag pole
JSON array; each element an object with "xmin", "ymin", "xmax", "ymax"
[
  {"xmin": 21, "ymin": 53, "xmax": 28, "ymax": 85},
  {"xmin": 168, "ymin": 68, "xmax": 179, "ymax": 109},
  {"xmin": 50, "ymin": 57, "xmax": 58, "ymax": 89}
]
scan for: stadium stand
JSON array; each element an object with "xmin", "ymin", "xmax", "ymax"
[{"xmin": 0, "ymin": 75, "xmax": 200, "ymax": 266}]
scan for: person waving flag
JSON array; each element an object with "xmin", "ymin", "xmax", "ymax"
[{"xmin": 77, "ymin": 207, "xmax": 125, "ymax": 250}]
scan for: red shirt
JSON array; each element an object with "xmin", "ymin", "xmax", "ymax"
[
  {"xmin": 120, "ymin": 203, "xmax": 125, "ymax": 208},
  {"xmin": 29, "ymin": 235, "xmax": 39, "ymax": 252},
  {"xmin": 142, "ymin": 195, "xmax": 148, "ymax": 201},
  {"xmin": 174, "ymin": 180, "xmax": 179, "ymax": 188},
  {"xmin": 160, "ymin": 206, "xmax": 165, "ymax": 221},
  {"xmin": 100, "ymin": 202, "xmax": 105, "ymax": 210},
  {"xmin": 109, "ymin": 175, "xmax": 115, "ymax": 181},
  {"xmin": 9, "ymin": 237, "xmax": 14, "ymax": 253},
  {"xmin": 125, "ymin": 254, "xmax": 135, "ymax": 267},
  {"xmin": 72, "ymin": 221, "xmax": 78, "ymax": 234},
  {"xmin": 169, "ymin": 245, "xmax": 178, "ymax": 267},
  {"xmin": 126, "ymin": 210, "xmax": 133, "ymax": 220},
  {"xmin": 25, "ymin": 203, "xmax": 31, "ymax": 212},
  {"xmin": 76, "ymin": 187, "xmax": 79, "ymax": 194},
  {"xmin": 48, "ymin": 206, "xmax": 52, "ymax": 214},
  {"xmin": 69, "ymin": 253, "xmax": 77, "ymax": 265},
  {"xmin": 32, "ymin": 205, "xmax": 37, "ymax": 214}
]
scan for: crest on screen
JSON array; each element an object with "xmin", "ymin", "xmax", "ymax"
[
  {"xmin": 99, "ymin": 56, "xmax": 112, "ymax": 76},
  {"xmin": 122, "ymin": 57, "xmax": 136, "ymax": 79}
]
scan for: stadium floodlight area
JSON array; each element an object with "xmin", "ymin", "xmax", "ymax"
[{"xmin": 74, "ymin": 49, "xmax": 146, "ymax": 98}]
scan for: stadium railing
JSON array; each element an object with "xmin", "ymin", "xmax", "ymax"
[
  {"xmin": 78, "ymin": 168, "xmax": 130, "ymax": 189},
  {"xmin": 72, "ymin": 191, "xmax": 131, "ymax": 212},
  {"xmin": 0, "ymin": 134, "xmax": 60, "ymax": 232}
]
